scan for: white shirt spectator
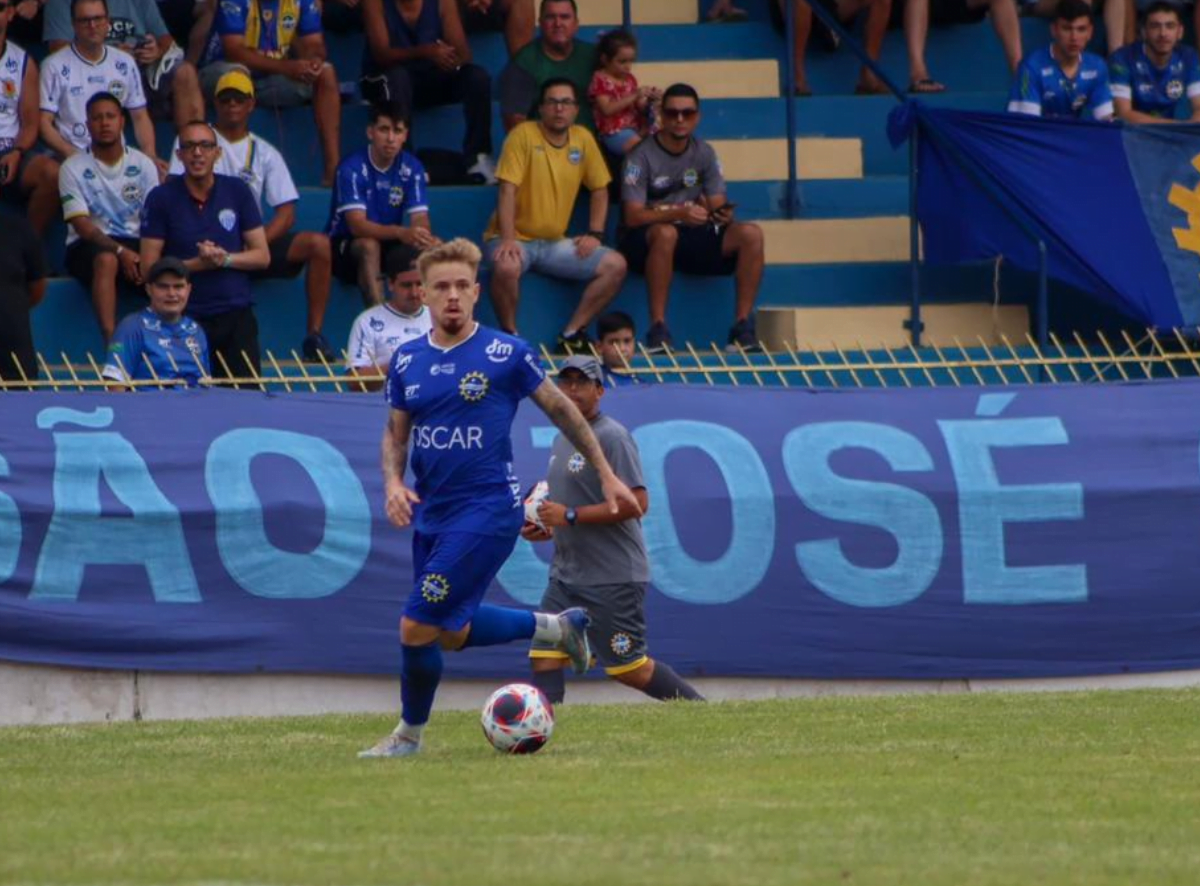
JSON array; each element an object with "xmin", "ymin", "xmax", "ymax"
[
  {"xmin": 59, "ymin": 144, "xmax": 158, "ymax": 245},
  {"xmin": 40, "ymin": 44, "xmax": 147, "ymax": 152},
  {"xmin": 346, "ymin": 304, "xmax": 431, "ymax": 370},
  {"xmin": 169, "ymin": 130, "xmax": 298, "ymax": 212},
  {"xmin": 0, "ymin": 41, "xmax": 29, "ymax": 153}
]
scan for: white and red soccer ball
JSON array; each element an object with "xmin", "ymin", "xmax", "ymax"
[{"xmin": 481, "ymin": 683, "xmax": 554, "ymax": 754}]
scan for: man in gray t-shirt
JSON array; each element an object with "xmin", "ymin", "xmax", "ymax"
[
  {"xmin": 523, "ymin": 355, "xmax": 703, "ymax": 704},
  {"xmin": 619, "ymin": 82, "xmax": 765, "ymax": 355}
]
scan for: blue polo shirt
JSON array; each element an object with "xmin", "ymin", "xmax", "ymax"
[{"xmin": 140, "ymin": 175, "xmax": 264, "ymax": 317}]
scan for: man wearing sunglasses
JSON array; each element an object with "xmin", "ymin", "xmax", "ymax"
[
  {"xmin": 620, "ymin": 83, "xmax": 764, "ymax": 353},
  {"xmin": 140, "ymin": 119, "xmax": 270, "ymax": 378},
  {"xmin": 168, "ymin": 68, "xmax": 335, "ymax": 362}
]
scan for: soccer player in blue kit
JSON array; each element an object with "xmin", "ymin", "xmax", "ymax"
[{"xmin": 359, "ymin": 237, "xmax": 642, "ymax": 758}]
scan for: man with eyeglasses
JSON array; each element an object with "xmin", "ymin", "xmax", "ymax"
[
  {"xmin": 0, "ymin": 0, "xmax": 60, "ymax": 236},
  {"xmin": 140, "ymin": 119, "xmax": 270, "ymax": 378},
  {"xmin": 59, "ymin": 91, "xmax": 158, "ymax": 342},
  {"xmin": 483, "ymin": 76, "xmax": 625, "ymax": 351},
  {"xmin": 620, "ymin": 82, "xmax": 764, "ymax": 353},
  {"xmin": 39, "ymin": 0, "xmax": 167, "ymax": 175},
  {"xmin": 498, "ymin": 0, "xmax": 595, "ymax": 132},
  {"xmin": 168, "ymin": 68, "xmax": 336, "ymax": 361},
  {"xmin": 345, "ymin": 243, "xmax": 431, "ymax": 391},
  {"xmin": 44, "ymin": 0, "xmax": 204, "ymax": 133}
]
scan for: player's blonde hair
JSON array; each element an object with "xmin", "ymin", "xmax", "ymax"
[{"xmin": 417, "ymin": 238, "xmax": 483, "ymax": 283}]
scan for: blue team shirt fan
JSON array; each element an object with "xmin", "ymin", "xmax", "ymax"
[
  {"xmin": 1008, "ymin": 46, "xmax": 1115, "ymax": 119},
  {"xmin": 1109, "ymin": 42, "xmax": 1200, "ymax": 118},
  {"xmin": 102, "ymin": 308, "xmax": 210, "ymax": 387},
  {"xmin": 327, "ymin": 146, "xmax": 430, "ymax": 240},
  {"xmin": 385, "ymin": 325, "xmax": 546, "ymax": 536}
]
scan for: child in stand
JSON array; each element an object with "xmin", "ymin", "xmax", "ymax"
[{"xmin": 588, "ymin": 29, "xmax": 661, "ymax": 156}]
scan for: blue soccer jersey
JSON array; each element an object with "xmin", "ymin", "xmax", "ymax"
[
  {"xmin": 1008, "ymin": 46, "xmax": 1114, "ymax": 120},
  {"xmin": 1109, "ymin": 42, "xmax": 1200, "ymax": 118},
  {"xmin": 101, "ymin": 308, "xmax": 210, "ymax": 386},
  {"xmin": 386, "ymin": 324, "xmax": 546, "ymax": 536},
  {"xmin": 326, "ymin": 146, "xmax": 430, "ymax": 240}
]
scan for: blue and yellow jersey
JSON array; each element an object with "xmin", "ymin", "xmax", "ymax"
[{"xmin": 213, "ymin": 0, "xmax": 322, "ymax": 60}]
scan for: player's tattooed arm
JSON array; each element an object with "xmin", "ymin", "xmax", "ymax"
[
  {"xmin": 530, "ymin": 379, "xmax": 643, "ymax": 516},
  {"xmin": 381, "ymin": 408, "xmax": 420, "ymax": 527}
]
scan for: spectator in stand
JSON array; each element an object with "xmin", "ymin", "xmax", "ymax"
[
  {"xmin": 589, "ymin": 29, "xmax": 660, "ymax": 157},
  {"xmin": 1110, "ymin": 1, "xmax": 1200, "ymax": 122},
  {"xmin": 200, "ymin": 0, "xmax": 340, "ymax": 185},
  {"xmin": 898, "ymin": 0, "xmax": 1022, "ymax": 92},
  {"xmin": 1026, "ymin": 0, "xmax": 1124, "ymax": 57},
  {"xmin": 499, "ymin": 0, "xmax": 596, "ymax": 132},
  {"xmin": 458, "ymin": 0, "xmax": 533, "ymax": 57},
  {"xmin": 40, "ymin": 0, "xmax": 167, "ymax": 173},
  {"xmin": 361, "ymin": 0, "xmax": 495, "ymax": 184},
  {"xmin": 1008, "ymin": 0, "xmax": 1114, "ymax": 119},
  {"xmin": 169, "ymin": 68, "xmax": 335, "ymax": 360},
  {"xmin": 102, "ymin": 255, "xmax": 210, "ymax": 388},
  {"xmin": 60, "ymin": 92, "xmax": 159, "ymax": 342},
  {"xmin": 771, "ymin": 0, "xmax": 892, "ymax": 96},
  {"xmin": 0, "ymin": 212, "xmax": 46, "ymax": 384},
  {"xmin": 141, "ymin": 119, "xmax": 270, "ymax": 377},
  {"xmin": 327, "ymin": 101, "xmax": 438, "ymax": 307},
  {"xmin": 345, "ymin": 243, "xmax": 431, "ymax": 390},
  {"xmin": 620, "ymin": 84, "xmax": 763, "ymax": 353},
  {"xmin": 484, "ymin": 77, "xmax": 626, "ymax": 349},
  {"xmin": 7, "ymin": 0, "xmax": 42, "ymax": 46},
  {"xmin": 0, "ymin": 0, "xmax": 59, "ymax": 235},
  {"xmin": 595, "ymin": 309, "xmax": 639, "ymax": 386},
  {"xmin": 44, "ymin": 0, "xmax": 204, "ymax": 132}
]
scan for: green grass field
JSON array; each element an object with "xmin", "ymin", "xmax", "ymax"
[{"xmin": 3, "ymin": 687, "xmax": 1200, "ymax": 886}]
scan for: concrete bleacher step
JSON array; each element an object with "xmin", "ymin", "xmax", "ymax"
[
  {"xmin": 760, "ymin": 217, "xmax": 910, "ymax": 265},
  {"xmin": 576, "ymin": 0, "xmax": 696, "ymax": 25},
  {"xmin": 634, "ymin": 59, "xmax": 779, "ymax": 99},
  {"xmin": 757, "ymin": 303, "xmax": 1031, "ymax": 350},
  {"xmin": 712, "ymin": 137, "xmax": 862, "ymax": 181}
]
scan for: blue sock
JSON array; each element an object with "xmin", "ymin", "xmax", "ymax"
[
  {"xmin": 460, "ymin": 605, "xmax": 537, "ymax": 648},
  {"xmin": 400, "ymin": 643, "xmax": 444, "ymax": 726}
]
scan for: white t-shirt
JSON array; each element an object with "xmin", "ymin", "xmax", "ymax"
[
  {"xmin": 40, "ymin": 44, "xmax": 147, "ymax": 152},
  {"xmin": 169, "ymin": 130, "xmax": 298, "ymax": 211},
  {"xmin": 60, "ymin": 145, "xmax": 158, "ymax": 245},
  {"xmin": 0, "ymin": 41, "xmax": 29, "ymax": 154},
  {"xmin": 346, "ymin": 304, "xmax": 432, "ymax": 370}
]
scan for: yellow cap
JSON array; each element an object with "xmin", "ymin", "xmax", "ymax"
[{"xmin": 214, "ymin": 69, "xmax": 254, "ymax": 98}]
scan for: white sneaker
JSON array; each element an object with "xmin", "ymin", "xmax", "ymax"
[
  {"xmin": 357, "ymin": 731, "xmax": 421, "ymax": 759},
  {"xmin": 467, "ymin": 153, "xmax": 498, "ymax": 185}
]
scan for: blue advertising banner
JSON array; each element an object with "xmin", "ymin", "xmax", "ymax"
[{"xmin": 2, "ymin": 381, "xmax": 1200, "ymax": 679}]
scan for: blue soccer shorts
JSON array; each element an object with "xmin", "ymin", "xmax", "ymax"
[{"xmin": 404, "ymin": 530, "xmax": 519, "ymax": 630}]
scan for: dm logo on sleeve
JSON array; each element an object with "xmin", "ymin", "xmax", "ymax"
[
  {"xmin": 459, "ymin": 370, "xmax": 489, "ymax": 402},
  {"xmin": 218, "ymin": 209, "xmax": 237, "ymax": 231}
]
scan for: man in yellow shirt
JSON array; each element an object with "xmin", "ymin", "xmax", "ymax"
[{"xmin": 483, "ymin": 76, "xmax": 626, "ymax": 350}]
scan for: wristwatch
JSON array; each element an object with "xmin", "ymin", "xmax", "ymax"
[
  {"xmin": 114, "ymin": 245, "xmax": 124, "ymax": 257},
  {"xmin": 565, "ymin": 508, "xmax": 578, "ymax": 526},
  {"xmin": 586, "ymin": 230, "xmax": 605, "ymax": 242}
]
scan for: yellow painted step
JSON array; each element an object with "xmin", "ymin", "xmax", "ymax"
[
  {"xmin": 576, "ymin": 0, "xmax": 697, "ymax": 25},
  {"xmin": 711, "ymin": 138, "xmax": 863, "ymax": 181},
  {"xmin": 758, "ymin": 304, "xmax": 1031, "ymax": 351},
  {"xmin": 759, "ymin": 217, "xmax": 911, "ymax": 265},
  {"xmin": 634, "ymin": 60, "xmax": 779, "ymax": 99}
]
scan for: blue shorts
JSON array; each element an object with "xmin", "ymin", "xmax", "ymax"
[
  {"xmin": 405, "ymin": 530, "xmax": 519, "ymax": 630},
  {"xmin": 483, "ymin": 236, "xmax": 613, "ymax": 281},
  {"xmin": 600, "ymin": 128, "xmax": 641, "ymax": 155}
]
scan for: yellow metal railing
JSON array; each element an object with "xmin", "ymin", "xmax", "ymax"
[{"xmin": 4, "ymin": 329, "xmax": 1200, "ymax": 391}]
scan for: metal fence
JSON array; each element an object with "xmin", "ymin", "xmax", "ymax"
[{"xmin": 5, "ymin": 329, "xmax": 1200, "ymax": 392}]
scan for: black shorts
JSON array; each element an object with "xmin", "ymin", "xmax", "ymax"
[
  {"xmin": 251, "ymin": 232, "xmax": 304, "ymax": 280},
  {"xmin": 65, "ymin": 237, "xmax": 142, "ymax": 288},
  {"xmin": 888, "ymin": 0, "xmax": 988, "ymax": 28},
  {"xmin": 194, "ymin": 305, "xmax": 261, "ymax": 379},
  {"xmin": 530, "ymin": 578, "xmax": 649, "ymax": 675},
  {"xmin": 458, "ymin": 0, "xmax": 506, "ymax": 31},
  {"xmin": 331, "ymin": 236, "xmax": 406, "ymax": 285},
  {"xmin": 620, "ymin": 223, "xmax": 738, "ymax": 277}
]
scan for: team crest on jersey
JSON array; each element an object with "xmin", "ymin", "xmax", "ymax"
[
  {"xmin": 121, "ymin": 183, "xmax": 142, "ymax": 204},
  {"xmin": 185, "ymin": 337, "xmax": 202, "ymax": 357},
  {"xmin": 72, "ymin": 122, "xmax": 87, "ymax": 139},
  {"xmin": 388, "ymin": 186, "xmax": 404, "ymax": 207},
  {"xmin": 486, "ymin": 338, "xmax": 513, "ymax": 363},
  {"xmin": 682, "ymin": 168, "xmax": 699, "ymax": 187},
  {"xmin": 1168, "ymin": 79, "xmax": 1184, "ymax": 100},
  {"xmin": 459, "ymin": 370, "xmax": 488, "ymax": 402},
  {"xmin": 218, "ymin": 209, "xmax": 237, "ymax": 231},
  {"xmin": 567, "ymin": 452, "xmax": 586, "ymax": 473},
  {"xmin": 1, "ymin": 79, "xmax": 15, "ymax": 99},
  {"xmin": 108, "ymin": 80, "xmax": 126, "ymax": 99},
  {"xmin": 567, "ymin": 147, "xmax": 582, "ymax": 165},
  {"xmin": 82, "ymin": 168, "xmax": 96, "ymax": 180},
  {"xmin": 420, "ymin": 573, "xmax": 450, "ymax": 603},
  {"xmin": 610, "ymin": 633, "xmax": 633, "ymax": 656},
  {"xmin": 281, "ymin": 13, "xmax": 296, "ymax": 29}
]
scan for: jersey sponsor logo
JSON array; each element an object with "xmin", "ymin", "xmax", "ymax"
[
  {"xmin": 567, "ymin": 146, "xmax": 582, "ymax": 165},
  {"xmin": 125, "ymin": 166, "xmax": 141, "ymax": 177},
  {"xmin": 369, "ymin": 316, "xmax": 385, "ymax": 331},
  {"xmin": 412, "ymin": 423, "xmax": 484, "ymax": 450},
  {"xmin": 404, "ymin": 383, "xmax": 420, "ymax": 399},
  {"xmin": 430, "ymin": 362, "xmax": 455, "ymax": 376},
  {"xmin": 523, "ymin": 351, "xmax": 545, "ymax": 378},
  {"xmin": 82, "ymin": 168, "xmax": 96, "ymax": 180},
  {"xmin": 609, "ymin": 632, "xmax": 633, "ymax": 656},
  {"xmin": 69, "ymin": 86, "xmax": 84, "ymax": 97},
  {"xmin": 395, "ymin": 352, "xmax": 413, "ymax": 372},
  {"xmin": 1168, "ymin": 79, "xmax": 1184, "ymax": 100},
  {"xmin": 652, "ymin": 174, "xmax": 670, "ymax": 190},
  {"xmin": 158, "ymin": 337, "xmax": 172, "ymax": 349},
  {"xmin": 623, "ymin": 163, "xmax": 641, "ymax": 185},
  {"xmin": 108, "ymin": 79, "xmax": 126, "ymax": 99},
  {"xmin": 4, "ymin": 56, "xmax": 17, "ymax": 73},
  {"xmin": 114, "ymin": 60, "xmax": 129, "ymax": 75},
  {"xmin": 567, "ymin": 452, "xmax": 586, "ymax": 474},
  {"xmin": 420, "ymin": 573, "xmax": 450, "ymax": 603},
  {"xmin": 87, "ymin": 74, "xmax": 106, "ymax": 85},
  {"xmin": 459, "ymin": 370, "xmax": 488, "ymax": 402},
  {"xmin": 485, "ymin": 338, "xmax": 513, "ymax": 363},
  {"xmin": 1080, "ymin": 70, "xmax": 1097, "ymax": 81},
  {"xmin": 388, "ymin": 185, "xmax": 404, "ymax": 207},
  {"xmin": 218, "ymin": 208, "xmax": 237, "ymax": 231},
  {"xmin": 682, "ymin": 168, "xmax": 699, "ymax": 188},
  {"xmin": 61, "ymin": 65, "xmax": 70, "ymax": 77}
]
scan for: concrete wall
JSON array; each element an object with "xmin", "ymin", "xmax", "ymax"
[{"xmin": 5, "ymin": 661, "xmax": 1200, "ymax": 727}]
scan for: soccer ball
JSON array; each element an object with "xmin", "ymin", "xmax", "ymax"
[
  {"xmin": 523, "ymin": 480, "xmax": 550, "ymax": 530},
  {"xmin": 481, "ymin": 683, "xmax": 554, "ymax": 754}
]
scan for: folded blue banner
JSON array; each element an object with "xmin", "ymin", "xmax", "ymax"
[
  {"xmin": 889, "ymin": 102, "xmax": 1200, "ymax": 328},
  {"xmin": 2, "ymin": 382, "xmax": 1200, "ymax": 679}
]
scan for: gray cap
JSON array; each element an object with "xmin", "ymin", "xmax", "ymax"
[
  {"xmin": 147, "ymin": 256, "xmax": 189, "ymax": 282},
  {"xmin": 558, "ymin": 355, "xmax": 603, "ymax": 383}
]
